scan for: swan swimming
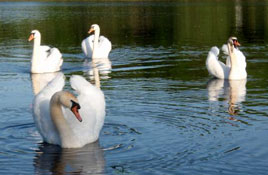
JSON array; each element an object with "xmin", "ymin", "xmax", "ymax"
[
  {"xmin": 81, "ymin": 24, "xmax": 112, "ymax": 59},
  {"xmin": 28, "ymin": 30, "xmax": 63, "ymax": 73},
  {"xmin": 206, "ymin": 37, "xmax": 247, "ymax": 80},
  {"xmin": 33, "ymin": 73, "xmax": 105, "ymax": 148}
]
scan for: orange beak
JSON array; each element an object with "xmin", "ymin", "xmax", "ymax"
[
  {"xmin": 88, "ymin": 28, "xmax": 94, "ymax": 34},
  {"xmin": 28, "ymin": 34, "xmax": 34, "ymax": 42},
  {"xmin": 71, "ymin": 105, "xmax": 82, "ymax": 122},
  {"xmin": 234, "ymin": 40, "xmax": 240, "ymax": 47}
]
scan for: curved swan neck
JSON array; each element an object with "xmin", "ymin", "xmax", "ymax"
[
  {"xmin": 227, "ymin": 42, "xmax": 238, "ymax": 67},
  {"xmin": 31, "ymin": 35, "xmax": 41, "ymax": 73},
  {"xmin": 92, "ymin": 28, "xmax": 100, "ymax": 59},
  {"xmin": 50, "ymin": 92, "xmax": 78, "ymax": 147}
]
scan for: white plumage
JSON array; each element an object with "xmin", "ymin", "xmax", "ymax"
[
  {"xmin": 82, "ymin": 35, "xmax": 112, "ymax": 59},
  {"xmin": 33, "ymin": 73, "xmax": 105, "ymax": 148},
  {"xmin": 206, "ymin": 37, "xmax": 247, "ymax": 80},
  {"xmin": 81, "ymin": 24, "xmax": 112, "ymax": 59},
  {"xmin": 28, "ymin": 30, "xmax": 63, "ymax": 73}
]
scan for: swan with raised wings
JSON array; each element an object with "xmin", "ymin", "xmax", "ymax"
[
  {"xmin": 81, "ymin": 24, "xmax": 112, "ymax": 59},
  {"xmin": 33, "ymin": 73, "xmax": 105, "ymax": 148},
  {"xmin": 28, "ymin": 30, "xmax": 63, "ymax": 73},
  {"xmin": 206, "ymin": 37, "xmax": 247, "ymax": 80}
]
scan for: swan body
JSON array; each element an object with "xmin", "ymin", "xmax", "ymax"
[
  {"xmin": 33, "ymin": 73, "xmax": 106, "ymax": 148},
  {"xmin": 29, "ymin": 30, "xmax": 63, "ymax": 73},
  {"xmin": 206, "ymin": 37, "xmax": 247, "ymax": 80},
  {"xmin": 81, "ymin": 24, "xmax": 112, "ymax": 59}
]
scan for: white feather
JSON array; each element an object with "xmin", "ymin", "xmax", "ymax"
[
  {"xmin": 82, "ymin": 35, "xmax": 111, "ymax": 59},
  {"xmin": 33, "ymin": 74, "xmax": 105, "ymax": 148}
]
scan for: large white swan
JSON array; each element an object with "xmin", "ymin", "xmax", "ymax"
[
  {"xmin": 81, "ymin": 24, "xmax": 112, "ymax": 59},
  {"xmin": 28, "ymin": 30, "xmax": 63, "ymax": 73},
  {"xmin": 33, "ymin": 73, "xmax": 105, "ymax": 148},
  {"xmin": 206, "ymin": 37, "xmax": 247, "ymax": 80}
]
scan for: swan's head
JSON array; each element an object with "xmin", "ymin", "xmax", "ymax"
[
  {"xmin": 88, "ymin": 24, "xmax": 100, "ymax": 34},
  {"xmin": 228, "ymin": 37, "xmax": 240, "ymax": 48},
  {"xmin": 28, "ymin": 30, "xmax": 41, "ymax": 42},
  {"xmin": 58, "ymin": 91, "xmax": 82, "ymax": 122}
]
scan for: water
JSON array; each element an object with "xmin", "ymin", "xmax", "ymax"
[{"xmin": 1, "ymin": 1, "xmax": 268, "ymax": 174}]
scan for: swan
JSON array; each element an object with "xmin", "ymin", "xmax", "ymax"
[
  {"xmin": 81, "ymin": 24, "xmax": 112, "ymax": 59},
  {"xmin": 206, "ymin": 37, "xmax": 247, "ymax": 80},
  {"xmin": 32, "ymin": 73, "xmax": 105, "ymax": 148},
  {"xmin": 28, "ymin": 30, "xmax": 63, "ymax": 73}
]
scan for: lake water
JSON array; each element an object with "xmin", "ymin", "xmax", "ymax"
[{"xmin": 1, "ymin": 1, "xmax": 268, "ymax": 174}]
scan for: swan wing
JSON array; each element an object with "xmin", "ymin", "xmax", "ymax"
[
  {"xmin": 44, "ymin": 47, "xmax": 63, "ymax": 71},
  {"xmin": 234, "ymin": 49, "xmax": 247, "ymax": 69},
  {"xmin": 35, "ymin": 46, "xmax": 63, "ymax": 73},
  {"xmin": 40, "ymin": 45, "xmax": 51, "ymax": 52},
  {"xmin": 221, "ymin": 44, "xmax": 231, "ymax": 67},
  {"xmin": 67, "ymin": 75, "xmax": 106, "ymax": 145},
  {"xmin": 33, "ymin": 73, "xmax": 65, "ymax": 144},
  {"xmin": 206, "ymin": 46, "xmax": 230, "ymax": 79},
  {"xmin": 81, "ymin": 35, "xmax": 94, "ymax": 58},
  {"xmin": 97, "ymin": 36, "xmax": 112, "ymax": 57},
  {"xmin": 221, "ymin": 44, "xmax": 229, "ymax": 55}
]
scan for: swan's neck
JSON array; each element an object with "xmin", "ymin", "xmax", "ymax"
[
  {"xmin": 31, "ymin": 37, "xmax": 41, "ymax": 73},
  {"xmin": 50, "ymin": 92, "xmax": 78, "ymax": 147},
  {"xmin": 92, "ymin": 29, "xmax": 101, "ymax": 88},
  {"xmin": 92, "ymin": 29, "xmax": 100, "ymax": 59},
  {"xmin": 227, "ymin": 43, "xmax": 238, "ymax": 68}
]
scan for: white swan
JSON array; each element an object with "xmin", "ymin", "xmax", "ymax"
[
  {"xmin": 81, "ymin": 24, "xmax": 112, "ymax": 59},
  {"xmin": 28, "ymin": 30, "xmax": 63, "ymax": 73},
  {"xmin": 33, "ymin": 73, "xmax": 105, "ymax": 148},
  {"xmin": 206, "ymin": 37, "xmax": 247, "ymax": 80}
]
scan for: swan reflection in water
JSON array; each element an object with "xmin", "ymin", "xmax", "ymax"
[
  {"xmin": 31, "ymin": 72, "xmax": 62, "ymax": 95},
  {"xmin": 207, "ymin": 79, "xmax": 247, "ymax": 116},
  {"xmin": 83, "ymin": 58, "xmax": 112, "ymax": 80},
  {"xmin": 33, "ymin": 141, "xmax": 105, "ymax": 175}
]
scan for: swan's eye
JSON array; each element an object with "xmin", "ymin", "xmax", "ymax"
[
  {"xmin": 232, "ymin": 39, "xmax": 238, "ymax": 44},
  {"xmin": 71, "ymin": 100, "xmax": 81, "ymax": 110}
]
